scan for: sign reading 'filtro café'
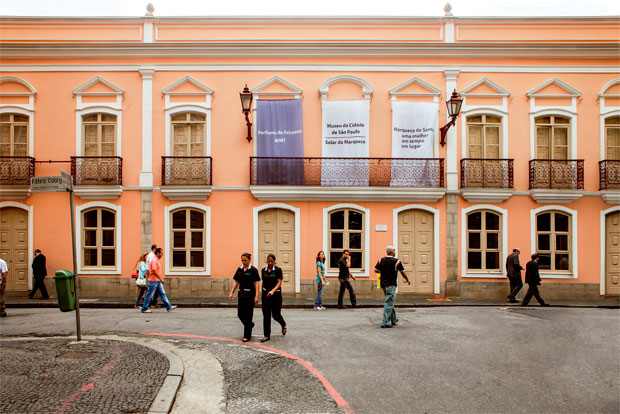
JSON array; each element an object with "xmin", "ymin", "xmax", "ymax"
[{"xmin": 30, "ymin": 171, "xmax": 73, "ymax": 193}]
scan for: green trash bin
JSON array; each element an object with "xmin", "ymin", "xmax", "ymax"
[{"xmin": 54, "ymin": 270, "xmax": 75, "ymax": 312}]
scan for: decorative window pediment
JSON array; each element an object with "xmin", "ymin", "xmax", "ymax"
[
  {"xmin": 527, "ymin": 78, "xmax": 581, "ymax": 98},
  {"xmin": 162, "ymin": 76, "xmax": 213, "ymax": 110},
  {"xmin": 0, "ymin": 76, "xmax": 37, "ymax": 111},
  {"xmin": 461, "ymin": 78, "xmax": 510, "ymax": 97},
  {"xmin": 251, "ymin": 76, "xmax": 302, "ymax": 99},
  {"xmin": 73, "ymin": 77, "xmax": 124, "ymax": 110},
  {"xmin": 389, "ymin": 77, "xmax": 441, "ymax": 100},
  {"xmin": 319, "ymin": 75, "xmax": 373, "ymax": 100}
]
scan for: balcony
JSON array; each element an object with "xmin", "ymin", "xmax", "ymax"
[
  {"xmin": 0, "ymin": 156, "xmax": 34, "ymax": 199},
  {"xmin": 71, "ymin": 156, "xmax": 123, "ymax": 199},
  {"xmin": 460, "ymin": 158, "xmax": 514, "ymax": 203},
  {"xmin": 161, "ymin": 156, "xmax": 213, "ymax": 200},
  {"xmin": 249, "ymin": 157, "xmax": 445, "ymax": 202},
  {"xmin": 529, "ymin": 159, "xmax": 585, "ymax": 204},
  {"xmin": 599, "ymin": 160, "xmax": 620, "ymax": 204}
]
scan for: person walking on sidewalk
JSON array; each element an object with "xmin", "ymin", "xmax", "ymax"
[
  {"xmin": 522, "ymin": 253, "xmax": 550, "ymax": 307},
  {"xmin": 229, "ymin": 253, "xmax": 260, "ymax": 342},
  {"xmin": 146, "ymin": 244, "xmax": 161, "ymax": 308},
  {"xmin": 337, "ymin": 250, "xmax": 357, "ymax": 309},
  {"xmin": 29, "ymin": 249, "xmax": 49, "ymax": 300},
  {"xmin": 506, "ymin": 248, "xmax": 523, "ymax": 303},
  {"xmin": 141, "ymin": 248, "xmax": 177, "ymax": 313},
  {"xmin": 0, "ymin": 257, "xmax": 8, "ymax": 317},
  {"xmin": 314, "ymin": 251, "xmax": 326, "ymax": 311},
  {"xmin": 260, "ymin": 254, "xmax": 287, "ymax": 342},
  {"xmin": 374, "ymin": 246, "xmax": 410, "ymax": 328},
  {"xmin": 134, "ymin": 252, "xmax": 149, "ymax": 309}
]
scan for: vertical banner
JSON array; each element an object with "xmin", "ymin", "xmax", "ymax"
[
  {"xmin": 256, "ymin": 99, "xmax": 304, "ymax": 185},
  {"xmin": 391, "ymin": 101, "xmax": 439, "ymax": 187},
  {"xmin": 321, "ymin": 100, "xmax": 370, "ymax": 186}
]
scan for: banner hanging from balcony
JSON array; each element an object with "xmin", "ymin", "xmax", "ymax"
[
  {"xmin": 321, "ymin": 100, "xmax": 370, "ymax": 186},
  {"xmin": 391, "ymin": 101, "xmax": 440, "ymax": 187},
  {"xmin": 256, "ymin": 99, "xmax": 304, "ymax": 185}
]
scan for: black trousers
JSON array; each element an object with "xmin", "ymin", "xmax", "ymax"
[
  {"xmin": 30, "ymin": 276, "xmax": 49, "ymax": 299},
  {"xmin": 508, "ymin": 276, "xmax": 523, "ymax": 299},
  {"xmin": 237, "ymin": 296, "xmax": 255, "ymax": 340},
  {"xmin": 338, "ymin": 278, "xmax": 357, "ymax": 307},
  {"xmin": 522, "ymin": 283, "xmax": 546, "ymax": 305},
  {"xmin": 262, "ymin": 291, "xmax": 286, "ymax": 337}
]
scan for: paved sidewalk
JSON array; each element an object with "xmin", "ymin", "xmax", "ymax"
[{"xmin": 6, "ymin": 295, "xmax": 620, "ymax": 309}]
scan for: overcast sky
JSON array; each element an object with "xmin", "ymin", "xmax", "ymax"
[{"xmin": 1, "ymin": 0, "xmax": 619, "ymax": 17}]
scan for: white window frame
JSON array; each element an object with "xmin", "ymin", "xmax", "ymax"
[
  {"xmin": 165, "ymin": 106, "xmax": 211, "ymax": 157},
  {"xmin": 253, "ymin": 202, "xmax": 301, "ymax": 293},
  {"xmin": 530, "ymin": 205, "xmax": 577, "ymax": 279},
  {"xmin": 0, "ymin": 78, "xmax": 36, "ymax": 158},
  {"xmin": 530, "ymin": 109, "xmax": 577, "ymax": 160},
  {"xmin": 461, "ymin": 205, "xmax": 508, "ymax": 278},
  {"xmin": 165, "ymin": 202, "xmax": 211, "ymax": 276},
  {"xmin": 76, "ymin": 201, "xmax": 121, "ymax": 274},
  {"xmin": 76, "ymin": 107, "xmax": 122, "ymax": 157},
  {"xmin": 600, "ymin": 205, "xmax": 620, "ymax": 295},
  {"xmin": 601, "ymin": 111, "xmax": 620, "ymax": 160},
  {"xmin": 323, "ymin": 203, "xmax": 370, "ymax": 277},
  {"xmin": 461, "ymin": 109, "xmax": 508, "ymax": 159},
  {"xmin": 392, "ymin": 204, "xmax": 440, "ymax": 294}
]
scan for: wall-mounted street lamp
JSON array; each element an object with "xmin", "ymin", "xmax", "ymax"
[
  {"xmin": 240, "ymin": 84, "xmax": 253, "ymax": 142},
  {"xmin": 439, "ymin": 89, "xmax": 463, "ymax": 147}
]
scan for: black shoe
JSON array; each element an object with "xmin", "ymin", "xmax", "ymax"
[
  {"xmin": 521, "ymin": 303, "xmax": 529, "ymax": 306},
  {"xmin": 509, "ymin": 299, "xmax": 519, "ymax": 303},
  {"xmin": 541, "ymin": 303, "xmax": 550, "ymax": 307},
  {"xmin": 351, "ymin": 304, "xmax": 359, "ymax": 308},
  {"xmin": 337, "ymin": 305, "xmax": 344, "ymax": 309},
  {"xmin": 260, "ymin": 337, "xmax": 270, "ymax": 342},
  {"xmin": 1, "ymin": 312, "xmax": 7, "ymax": 317},
  {"xmin": 381, "ymin": 324, "xmax": 393, "ymax": 328}
]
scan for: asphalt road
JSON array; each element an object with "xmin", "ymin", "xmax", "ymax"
[{"xmin": 1, "ymin": 306, "xmax": 618, "ymax": 414}]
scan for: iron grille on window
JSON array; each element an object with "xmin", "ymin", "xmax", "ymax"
[
  {"xmin": 161, "ymin": 156, "xmax": 212, "ymax": 186},
  {"xmin": 461, "ymin": 158, "xmax": 514, "ymax": 189},
  {"xmin": 71, "ymin": 156, "xmax": 122, "ymax": 185},
  {"xmin": 600, "ymin": 160, "xmax": 620, "ymax": 190},
  {"xmin": 0, "ymin": 156, "xmax": 35, "ymax": 185},
  {"xmin": 529, "ymin": 159, "xmax": 584, "ymax": 190}
]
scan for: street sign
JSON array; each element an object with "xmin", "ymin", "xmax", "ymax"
[{"xmin": 30, "ymin": 171, "xmax": 72, "ymax": 193}]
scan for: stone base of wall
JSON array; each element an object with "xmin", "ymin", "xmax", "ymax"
[{"xmin": 26, "ymin": 277, "xmax": 606, "ymax": 302}]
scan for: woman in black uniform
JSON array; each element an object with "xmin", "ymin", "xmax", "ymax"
[
  {"xmin": 229, "ymin": 253, "xmax": 260, "ymax": 342},
  {"xmin": 260, "ymin": 253, "xmax": 287, "ymax": 342}
]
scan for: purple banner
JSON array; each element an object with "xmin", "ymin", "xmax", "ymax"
[{"xmin": 256, "ymin": 99, "xmax": 304, "ymax": 185}]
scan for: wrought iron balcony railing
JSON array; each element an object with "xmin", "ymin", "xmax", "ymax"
[
  {"xmin": 529, "ymin": 159, "xmax": 584, "ymax": 190},
  {"xmin": 600, "ymin": 160, "xmax": 620, "ymax": 190},
  {"xmin": 460, "ymin": 158, "xmax": 514, "ymax": 189},
  {"xmin": 0, "ymin": 156, "xmax": 35, "ymax": 185},
  {"xmin": 161, "ymin": 156, "xmax": 212, "ymax": 186},
  {"xmin": 250, "ymin": 157, "xmax": 444, "ymax": 188},
  {"xmin": 71, "ymin": 156, "xmax": 122, "ymax": 186}
]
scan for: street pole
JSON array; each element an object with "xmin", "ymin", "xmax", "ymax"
[{"xmin": 69, "ymin": 188, "xmax": 81, "ymax": 342}]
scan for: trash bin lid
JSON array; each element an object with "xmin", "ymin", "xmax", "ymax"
[{"xmin": 54, "ymin": 270, "xmax": 74, "ymax": 279}]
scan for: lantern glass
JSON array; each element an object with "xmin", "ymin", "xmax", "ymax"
[{"xmin": 240, "ymin": 86, "xmax": 253, "ymax": 112}]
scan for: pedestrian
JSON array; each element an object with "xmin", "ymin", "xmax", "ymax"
[
  {"xmin": 260, "ymin": 253, "xmax": 287, "ymax": 342},
  {"xmin": 374, "ymin": 246, "xmax": 411, "ymax": 328},
  {"xmin": 337, "ymin": 250, "xmax": 357, "ymax": 309},
  {"xmin": 506, "ymin": 248, "xmax": 523, "ymax": 303},
  {"xmin": 134, "ymin": 252, "xmax": 149, "ymax": 309},
  {"xmin": 146, "ymin": 244, "xmax": 161, "ymax": 308},
  {"xmin": 0, "ymin": 257, "xmax": 8, "ymax": 317},
  {"xmin": 141, "ymin": 248, "xmax": 177, "ymax": 313},
  {"xmin": 228, "ymin": 253, "xmax": 260, "ymax": 342},
  {"xmin": 29, "ymin": 249, "xmax": 49, "ymax": 300},
  {"xmin": 314, "ymin": 251, "xmax": 326, "ymax": 311},
  {"xmin": 522, "ymin": 253, "xmax": 550, "ymax": 307}
]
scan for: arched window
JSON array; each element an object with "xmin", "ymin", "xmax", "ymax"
[
  {"xmin": 170, "ymin": 207, "xmax": 206, "ymax": 270},
  {"xmin": 82, "ymin": 208, "xmax": 116, "ymax": 268},
  {"xmin": 536, "ymin": 211, "xmax": 571, "ymax": 271},
  {"xmin": 535, "ymin": 115, "xmax": 570, "ymax": 159},
  {"xmin": 171, "ymin": 112, "xmax": 206, "ymax": 156},
  {"xmin": 0, "ymin": 113, "xmax": 29, "ymax": 156},
  {"xmin": 467, "ymin": 114, "xmax": 501, "ymax": 158},
  {"xmin": 328, "ymin": 208, "xmax": 364, "ymax": 270},
  {"xmin": 605, "ymin": 115, "xmax": 620, "ymax": 159},
  {"xmin": 466, "ymin": 210, "xmax": 502, "ymax": 271},
  {"xmin": 82, "ymin": 113, "xmax": 117, "ymax": 156}
]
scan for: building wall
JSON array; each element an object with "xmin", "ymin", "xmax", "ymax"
[{"xmin": 1, "ymin": 15, "xmax": 618, "ymax": 299}]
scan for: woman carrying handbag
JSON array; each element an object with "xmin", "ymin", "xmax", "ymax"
[{"xmin": 134, "ymin": 253, "xmax": 149, "ymax": 309}]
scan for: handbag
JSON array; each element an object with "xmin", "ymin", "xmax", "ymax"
[
  {"xmin": 131, "ymin": 272, "xmax": 139, "ymax": 279},
  {"xmin": 136, "ymin": 277, "xmax": 147, "ymax": 288}
]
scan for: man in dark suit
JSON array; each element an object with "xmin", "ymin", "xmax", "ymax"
[
  {"xmin": 506, "ymin": 248, "xmax": 523, "ymax": 303},
  {"xmin": 522, "ymin": 253, "xmax": 549, "ymax": 307},
  {"xmin": 30, "ymin": 249, "xmax": 49, "ymax": 300}
]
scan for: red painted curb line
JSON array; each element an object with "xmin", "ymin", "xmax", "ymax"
[{"xmin": 141, "ymin": 332, "xmax": 354, "ymax": 413}]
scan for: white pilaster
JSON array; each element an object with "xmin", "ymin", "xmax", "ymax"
[
  {"xmin": 444, "ymin": 70, "xmax": 460, "ymax": 191},
  {"xmin": 139, "ymin": 68, "xmax": 155, "ymax": 187}
]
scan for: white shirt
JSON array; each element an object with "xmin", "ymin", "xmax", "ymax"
[
  {"xmin": 146, "ymin": 251, "xmax": 155, "ymax": 266},
  {"xmin": 0, "ymin": 258, "xmax": 7, "ymax": 285}
]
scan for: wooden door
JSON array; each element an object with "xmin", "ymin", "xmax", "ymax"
[
  {"xmin": 397, "ymin": 209, "xmax": 434, "ymax": 294},
  {"xmin": 258, "ymin": 208, "xmax": 295, "ymax": 293},
  {"xmin": 606, "ymin": 212, "xmax": 620, "ymax": 295},
  {"xmin": 0, "ymin": 207, "xmax": 29, "ymax": 292}
]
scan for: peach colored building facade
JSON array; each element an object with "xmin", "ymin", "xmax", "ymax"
[{"xmin": 1, "ymin": 12, "xmax": 619, "ymax": 300}]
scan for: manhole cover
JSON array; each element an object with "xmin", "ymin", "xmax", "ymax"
[{"xmin": 57, "ymin": 351, "xmax": 95, "ymax": 359}]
